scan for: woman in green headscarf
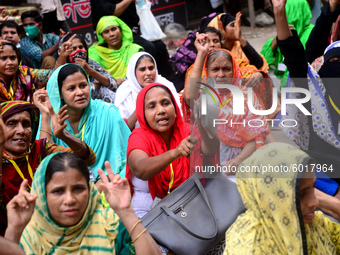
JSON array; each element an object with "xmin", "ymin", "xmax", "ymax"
[
  {"xmin": 88, "ymin": 16, "xmax": 143, "ymax": 82},
  {"xmin": 260, "ymin": 0, "xmax": 314, "ymax": 88},
  {"xmin": 224, "ymin": 143, "xmax": 340, "ymax": 254}
]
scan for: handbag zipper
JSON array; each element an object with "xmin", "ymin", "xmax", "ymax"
[{"xmin": 173, "ymin": 189, "xmax": 200, "ymax": 214}]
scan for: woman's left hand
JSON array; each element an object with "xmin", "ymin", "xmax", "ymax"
[
  {"xmin": 98, "ymin": 161, "xmax": 131, "ymax": 212},
  {"xmin": 245, "ymin": 72, "xmax": 263, "ymax": 88},
  {"xmin": 74, "ymin": 58, "xmax": 89, "ymax": 72},
  {"xmin": 51, "ymin": 104, "xmax": 69, "ymax": 139},
  {"xmin": 234, "ymin": 12, "xmax": 242, "ymax": 41},
  {"xmin": 6, "ymin": 180, "xmax": 37, "ymax": 232}
]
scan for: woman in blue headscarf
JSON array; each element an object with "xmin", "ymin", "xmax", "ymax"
[{"xmin": 37, "ymin": 63, "xmax": 131, "ymax": 189}]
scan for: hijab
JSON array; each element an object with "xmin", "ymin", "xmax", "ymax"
[
  {"xmin": 88, "ymin": 16, "xmax": 143, "ymax": 79},
  {"xmin": 115, "ymin": 52, "xmax": 181, "ymax": 121},
  {"xmin": 39, "ymin": 63, "xmax": 131, "ymax": 180},
  {"xmin": 224, "ymin": 143, "xmax": 338, "ymax": 255},
  {"xmin": 20, "ymin": 153, "xmax": 129, "ymax": 254},
  {"xmin": 126, "ymin": 83, "xmax": 190, "ymax": 199}
]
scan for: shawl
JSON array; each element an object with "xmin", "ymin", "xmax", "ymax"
[
  {"xmin": 88, "ymin": 16, "xmax": 143, "ymax": 79},
  {"xmin": 0, "ymin": 101, "xmax": 44, "ymax": 228},
  {"xmin": 41, "ymin": 63, "xmax": 131, "ymax": 180},
  {"xmin": 115, "ymin": 52, "xmax": 181, "ymax": 122},
  {"xmin": 126, "ymin": 83, "xmax": 191, "ymax": 199},
  {"xmin": 183, "ymin": 48, "xmax": 270, "ymax": 147},
  {"xmin": 20, "ymin": 153, "xmax": 134, "ymax": 255},
  {"xmin": 261, "ymin": 0, "xmax": 314, "ymax": 87},
  {"xmin": 224, "ymin": 143, "xmax": 340, "ymax": 254}
]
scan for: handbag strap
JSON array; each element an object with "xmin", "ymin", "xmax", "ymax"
[{"xmin": 160, "ymin": 176, "xmax": 218, "ymax": 240}]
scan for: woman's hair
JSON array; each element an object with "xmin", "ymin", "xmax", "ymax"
[
  {"xmin": 2, "ymin": 41, "xmax": 21, "ymax": 63},
  {"xmin": 135, "ymin": 54, "xmax": 155, "ymax": 71},
  {"xmin": 202, "ymin": 27, "xmax": 222, "ymax": 43},
  {"xmin": 206, "ymin": 49, "xmax": 232, "ymax": 70},
  {"xmin": 58, "ymin": 64, "xmax": 88, "ymax": 94},
  {"xmin": 45, "ymin": 153, "xmax": 90, "ymax": 187},
  {"xmin": 62, "ymin": 33, "xmax": 89, "ymax": 63}
]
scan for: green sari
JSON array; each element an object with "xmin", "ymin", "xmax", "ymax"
[
  {"xmin": 88, "ymin": 16, "xmax": 143, "ymax": 79},
  {"xmin": 261, "ymin": 0, "xmax": 314, "ymax": 88}
]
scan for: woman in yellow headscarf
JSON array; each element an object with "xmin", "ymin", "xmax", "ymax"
[{"xmin": 224, "ymin": 143, "xmax": 340, "ymax": 254}]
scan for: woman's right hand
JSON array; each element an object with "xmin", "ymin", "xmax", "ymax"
[
  {"xmin": 175, "ymin": 135, "xmax": 198, "ymax": 158},
  {"xmin": 6, "ymin": 180, "xmax": 37, "ymax": 233},
  {"xmin": 33, "ymin": 88, "xmax": 52, "ymax": 116},
  {"xmin": 194, "ymin": 32, "xmax": 210, "ymax": 55}
]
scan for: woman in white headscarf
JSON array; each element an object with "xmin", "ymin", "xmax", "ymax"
[{"xmin": 115, "ymin": 52, "xmax": 181, "ymax": 130}]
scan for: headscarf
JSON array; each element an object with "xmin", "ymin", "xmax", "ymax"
[
  {"xmin": 39, "ymin": 63, "xmax": 131, "ymax": 180},
  {"xmin": 224, "ymin": 143, "xmax": 338, "ymax": 255},
  {"xmin": 88, "ymin": 16, "xmax": 143, "ymax": 79},
  {"xmin": 126, "ymin": 83, "xmax": 190, "ymax": 199},
  {"xmin": 0, "ymin": 40, "xmax": 33, "ymax": 102},
  {"xmin": 115, "ymin": 52, "xmax": 181, "ymax": 122},
  {"xmin": 20, "ymin": 153, "xmax": 133, "ymax": 254},
  {"xmin": 202, "ymin": 49, "xmax": 270, "ymax": 147},
  {"xmin": 261, "ymin": 0, "xmax": 314, "ymax": 87}
]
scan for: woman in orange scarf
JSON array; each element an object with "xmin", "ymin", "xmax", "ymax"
[{"xmin": 183, "ymin": 34, "xmax": 270, "ymax": 170}]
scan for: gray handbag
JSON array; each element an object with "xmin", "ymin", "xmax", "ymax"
[{"xmin": 141, "ymin": 172, "xmax": 246, "ymax": 255}]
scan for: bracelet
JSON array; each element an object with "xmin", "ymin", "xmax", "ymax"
[
  {"xmin": 72, "ymin": 142, "xmax": 84, "ymax": 153},
  {"xmin": 331, "ymin": 0, "xmax": 340, "ymax": 4},
  {"xmin": 40, "ymin": 129, "xmax": 53, "ymax": 137},
  {"xmin": 236, "ymin": 155, "xmax": 245, "ymax": 161},
  {"xmin": 129, "ymin": 219, "xmax": 141, "ymax": 236},
  {"xmin": 194, "ymin": 66, "xmax": 203, "ymax": 71},
  {"xmin": 132, "ymin": 228, "xmax": 147, "ymax": 243}
]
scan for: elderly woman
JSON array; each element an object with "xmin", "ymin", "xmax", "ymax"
[
  {"xmin": 88, "ymin": 16, "xmax": 143, "ymax": 81},
  {"xmin": 0, "ymin": 100, "xmax": 96, "ymax": 235},
  {"xmin": 0, "ymin": 40, "xmax": 53, "ymax": 102},
  {"xmin": 4, "ymin": 153, "xmax": 161, "ymax": 254}
]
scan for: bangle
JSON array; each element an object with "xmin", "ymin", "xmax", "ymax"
[
  {"xmin": 331, "ymin": 0, "xmax": 340, "ymax": 4},
  {"xmin": 132, "ymin": 228, "xmax": 147, "ymax": 243},
  {"xmin": 72, "ymin": 142, "xmax": 84, "ymax": 153},
  {"xmin": 40, "ymin": 129, "xmax": 53, "ymax": 137},
  {"xmin": 236, "ymin": 155, "xmax": 245, "ymax": 161},
  {"xmin": 129, "ymin": 219, "xmax": 141, "ymax": 236},
  {"xmin": 194, "ymin": 66, "xmax": 203, "ymax": 71}
]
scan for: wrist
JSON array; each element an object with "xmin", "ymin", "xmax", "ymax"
[{"xmin": 114, "ymin": 205, "xmax": 135, "ymax": 219}]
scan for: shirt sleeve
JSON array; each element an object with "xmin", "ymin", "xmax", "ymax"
[{"xmin": 19, "ymin": 38, "xmax": 42, "ymax": 65}]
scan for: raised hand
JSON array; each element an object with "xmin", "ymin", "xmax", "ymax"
[
  {"xmin": 175, "ymin": 135, "xmax": 198, "ymax": 158},
  {"xmin": 51, "ymin": 104, "xmax": 69, "ymax": 139},
  {"xmin": 0, "ymin": 7, "xmax": 9, "ymax": 23},
  {"xmin": 195, "ymin": 32, "xmax": 210, "ymax": 55},
  {"xmin": 33, "ymin": 88, "xmax": 52, "ymax": 116},
  {"xmin": 98, "ymin": 161, "xmax": 131, "ymax": 212},
  {"xmin": 245, "ymin": 72, "xmax": 263, "ymax": 88},
  {"xmin": 57, "ymin": 33, "xmax": 77, "ymax": 66},
  {"xmin": 6, "ymin": 180, "xmax": 37, "ymax": 233},
  {"xmin": 234, "ymin": 12, "xmax": 242, "ymax": 41},
  {"xmin": 59, "ymin": 29, "xmax": 67, "ymax": 40},
  {"xmin": 271, "ymin": 0, "xmax": 287, "ymax": 10}
]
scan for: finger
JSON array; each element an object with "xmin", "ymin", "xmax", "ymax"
[
  {"xmin": 19, "ymin": 179, "xmax": 28, "ymax": 192},
  {"xmin": 97, "ymin": 168, "xmax": 109, "ymax": 184},
  {"xmin": 104, "ymin": 161, "xmax": 115, "ymax": 181},
  {"xmin": 66, "ymin": 33, "xmax": 77, "ymax": 43},
  {"xmin": 189, "ymin": 136, "xmax": 198, "ymax": 145},
  {"xmin": 58, "ymin": 104, "xmax": 68, "ymax": 114}
]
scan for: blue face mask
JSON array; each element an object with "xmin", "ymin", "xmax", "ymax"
[{"xmin": 24, "ymin": 25, "xmax": 40, "ymax": 39}]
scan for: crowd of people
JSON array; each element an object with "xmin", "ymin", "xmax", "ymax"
[{"xmin": 0, "ymin": 0, "xmax": 340, "ymax": 254}]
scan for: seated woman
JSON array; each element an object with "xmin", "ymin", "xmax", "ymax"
[
  {"xmin": 88, "ymin": 16, "xmax": 143, "ymax": 80},
  {"xmin": 41, "ymin": 63, "xmax": 131, "ymax": 187},
  {"xmin": 183, "ymin": 37, "xmax": 270, "ymax": 169},
  {"xmin": 273, "ymin": 0, "xmax": 340, "ymax": 184},
  {"xmin": 4, "ymin": 152, "xmax": 161, "ymax": 254},
  {"xmin": 170, "ymin": 12, "xmax": 268, "ymax": 91},
  {"xmin": 115, "ymin": 52, "xmax": 180, "ymax": 130},
  {"xmin": 0, "ymin": 100, "xmax": 95, "ymax": 235},
  {"xmin": 0, "ymin": 40, "xmax": 53, "ymax": 102},
  {"xmin": 126, "ymin": 83, "xmax": 219, "ymax": 220},
  {"xmin": 58, "ymin": 33, "xmax": 117, "ymax": 103},
  {"xmin": 224, "ymin": 142, "xmax": 340, "ymax": 254},
  {"xmin": 261, "ymin": 0, "xmax": 314, "ymax": 88}
]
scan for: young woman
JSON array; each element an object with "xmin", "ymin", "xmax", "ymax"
[
  {"xmin": 115, "ymin": 52, "xmax": 180, "ymax": 130},
  {"xmin": 183, "ymin": 38, "xmax": 271, "ymax": 169},
  {"xmin": 58, "ymin": 33, "xmax": 118, "ymax": 103},
  {"xmin": 39, "ymin": 63, "xmax": 130, "ymax": 186},
  {"xmin": 0, "ymin": 40, "xmax": 53, "ymax": 102},
  {"xmin": 4, "ymin": 152, "xmax": 161, "ymax": 254},
  {"xmin": 126, "ymin": 83, "xmax": 219, "ymax": 221},
  {"xmin": 88, "ymin": 16, "xmax": 143, "ymax": 80},
  {"xmin": 224, "ymin": 142, "xmax": 340, "ymax": 254},
  {"xmin": 0, "ymin": 100, "xmax": 95, "ymax": 235}
]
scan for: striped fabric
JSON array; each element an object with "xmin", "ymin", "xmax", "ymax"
[{"xmin": 20, "ymin": 153, "xmax": 135, "ymax": 255}]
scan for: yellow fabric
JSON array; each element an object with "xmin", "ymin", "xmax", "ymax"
[{"xmin": 224, "ymin": 143, "xmax": 340, "ymax": 255}]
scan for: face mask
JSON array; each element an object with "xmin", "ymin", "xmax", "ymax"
[
  {"xmin": 68, "ymin": 49, "xmax": 87, "ymax": 63},
  {"xmin": 24, "ymin": 25, "xmax": 40, "ymax": 39}
]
